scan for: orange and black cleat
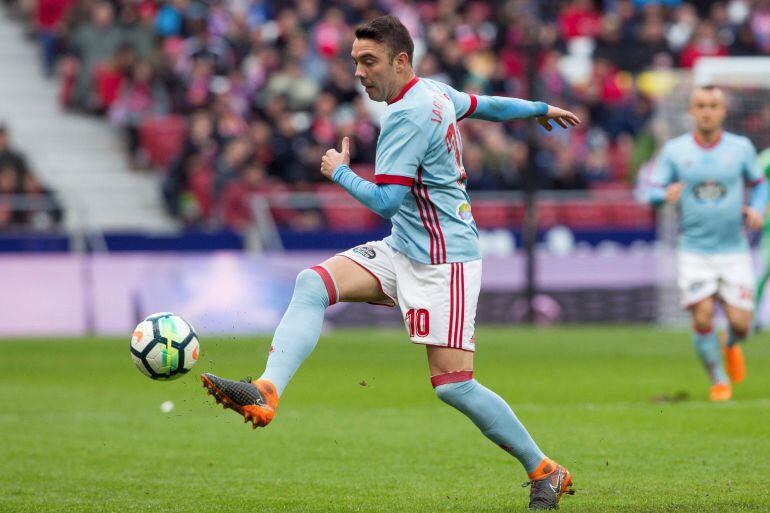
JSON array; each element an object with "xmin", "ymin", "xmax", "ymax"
[
  {"xmin": 525, "ymin": 458, "xmax": 575, "ymax": 510},
  {"xmin": 200, "ymin": 373, "xmax": 279, "ymax": 428}
]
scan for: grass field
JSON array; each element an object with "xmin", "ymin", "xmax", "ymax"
[{"xmin": 1, "ymin": 326, "xmax": 769, "ymax": 513}]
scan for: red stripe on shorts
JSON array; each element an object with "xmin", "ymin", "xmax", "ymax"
[
  {"xmin": 459, "ymin": 263, "xmax": 465, "ymax": 347},
  {"xmin": 448, "ymin": 263, "xmax": 456, "ymax": 347},
  {"xmin": 310, "ymin": 265, "xmax": 337, "ymax": 305}
]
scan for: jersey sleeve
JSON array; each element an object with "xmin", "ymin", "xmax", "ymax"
[
  {"xmin": 741, "ymin": 137, "xmax": 763, "ymax": 185},
  {"xmin": 374, "ymin": 112, "xmax": 429, "ymax": 187},
  {"xmin": 650, "ymin": 142, "xmax": 676, "ymax": 186},
  {"xmin": 432, "ymin": 81, "xmax": 477, "ymax": 121}
]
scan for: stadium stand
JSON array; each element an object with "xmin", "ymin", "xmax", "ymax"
[{"xmin": 2, "ymin": 0, "xmax": 769, "ymax": 234}]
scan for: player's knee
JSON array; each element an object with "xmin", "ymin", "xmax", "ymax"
[
  {"xmin": 692, "ymin": 310, "xmax": 713, "ymax": 333},
  {"xmin": 730, "ymin": 321, "xmax": 750, "ymax": 340},
  {"xmin": 692, "ymin": 319, "xmax": 713, "ymax": 334},
  {"xmin": 432, "ymin": 372, "xmax": 474, "ymax": 406},
  {"xmin": 293, "ymin": 267, "xmax": 337, "ymax": 307}
]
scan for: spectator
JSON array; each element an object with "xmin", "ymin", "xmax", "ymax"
[
  {"xmin": 0, "ymin": 124, "xmax": 29, "ymax": 185},
  {"xmin": 35, "ymin": 0, "xmax": 73, "ymax": 76},
  {"xmin": 221, "ymin": 162, "xmax": 271, "ymax": 230},
  {"xmin": 68, "ymin": 1, "xmax": 125, "ymax": 111},
  {"xmin": 8, "ymin": 0, "xmax": 767, "ymax": 233},
  {"xmin": 109, "ymin": 60, "xmax": 171, "ymax": 168},
  {"xmin": 0, "ymin": 127, "xmax": 60, "ymax": 230},
  {"xmin": 679, "ymin": 21, "xmax": 729, "ymax": 67}
]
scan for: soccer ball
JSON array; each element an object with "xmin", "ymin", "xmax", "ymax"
[{"xmin": 130, "ymin": 312, "xmax": 200, "ymax": 380}]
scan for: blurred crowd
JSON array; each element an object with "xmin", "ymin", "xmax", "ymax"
[
  {"xmin": 0, "ymin": 124, "xmax": 63, "ymax": 230},
  {"xmin": 5, "ymin": 0, "xmax": 770, "ymax": 229}
]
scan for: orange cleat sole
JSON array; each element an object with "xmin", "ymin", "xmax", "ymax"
[{"xmin": 709, "ymin": 382, "xmax": 732, "ymax": 402}]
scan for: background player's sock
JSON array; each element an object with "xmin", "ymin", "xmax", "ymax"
[
  {"xmin": 259, "ymin": 267, "xmax": 335, "ymax": 396},
  {"xmin": 692, "ymin": 326, "xmax": 729, "ymax": 384},
  {"xmin": 756, "ymin": 270, "xmax": 770, "ymax": 321},
  {"xmin": 725, "ymin": 327, "xmax": 745, "ymax": 347},
  {"xmin": 434, "ymin": 376, "xmax": 545, "ymax": 473}
]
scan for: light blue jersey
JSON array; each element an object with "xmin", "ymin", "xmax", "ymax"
[
  {"xmin": 652, "ymin": 131, "xmax": 764, "ymax": 254},
  {"xmin": 375, "ymin": 77, "xmax": 480, "ymax": 264}
]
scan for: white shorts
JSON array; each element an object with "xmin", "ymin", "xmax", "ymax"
[
  {"xmin": 338, "ymin": 240, "xmax": 482, "ymax": 352},
  {"xmin": 677, "ymin": 251, "xmax": 755, "ymax": 311}
]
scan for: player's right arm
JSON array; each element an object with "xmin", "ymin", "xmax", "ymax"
[
  {"xmin": 647, "ymin": 142, "xmax": 682, "ymax": 206},
  {"xmin": 321, "ymin": 112, "xmax": 427, "ymax": 218},
  {"xmin": 437, "ymin": 82, "xmax": 580, "ymax": 130}
]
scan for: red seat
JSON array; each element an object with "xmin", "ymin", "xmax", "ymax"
[
  {"xmin": 562, "ymin": 202, "xmax": 610, "ymax": 229},
  {"xmin": 537, "ymin": 201, "xmax": 563, "ymax": 228},
  {"xmin": 510, "ymin": 203, "xmax": 526, "ymax": 226},
  {"xmin": 606, "ymin": 201, "xmax": 655, "ymax": 229},
  {"xmin": 356, "ymin": 164, "xmax": 376, "ymax": 182},
  {"xmin": 471, "ymin": 201, "xmax": 510, "ymax": 228},
  {"xmin": 138, "ymin": 115, "xmax": 187, "ymax": 169},
  {"xmin": 322, "ymin": 203, "xmax": 380, "ymax": 231}
]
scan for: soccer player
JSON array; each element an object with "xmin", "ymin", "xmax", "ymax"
[
  {"xmin": 648, "ymin": 85, "xmax": 767, "ymax": 401},
  {"xmin": 201, "ymin": 15, "xmax": 580, "ymax": 509},
  {"xmin": 753, "ymin": 148, "xmax": 770, "ymax": 324}
]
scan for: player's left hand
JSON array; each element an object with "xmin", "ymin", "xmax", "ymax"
[
  {"xmin": 321, "ymin": 137, "xmax": 350, "ymax": 180},
  {"xmin": 742, "ymin": 206, "xmax": 763, "ymax": 230},
  {"xmin": 538, "ymin": 106, "xmax": 581, "ymax": 132}
]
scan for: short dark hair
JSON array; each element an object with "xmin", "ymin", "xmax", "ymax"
[{"xmin": 354, "ymin": 15, "xmax": 414, "ymax": 65}]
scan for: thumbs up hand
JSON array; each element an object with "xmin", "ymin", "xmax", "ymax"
[{"xmin": 321, "ymin": 137, "xmax": 351, "ymax": 180}]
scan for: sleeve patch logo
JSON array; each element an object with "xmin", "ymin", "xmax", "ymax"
[
  {"xmin": 353, "ymin": 246, "xmax": 377, "ymax": 259},
  {"xmin": 457, "ymin": 202, "xmax": 473, "ymax": 222}
]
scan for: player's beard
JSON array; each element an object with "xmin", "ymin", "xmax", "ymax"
[{"xmin": 364, "ymin": 84, "xmax": 382, "ymax": 102}]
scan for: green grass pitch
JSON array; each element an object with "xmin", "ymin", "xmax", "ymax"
[{"xmin": 1, "ymin": 326, "xmax": 769, "ymax": 513}]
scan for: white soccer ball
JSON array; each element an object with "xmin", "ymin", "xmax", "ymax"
[{"xmin": 130, "ymin": 312, "xmax": 200, "ymax": 380}]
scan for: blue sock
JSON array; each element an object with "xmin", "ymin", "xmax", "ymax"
[
  {"xmin": 692, "ymin": 328, "xmax": 728, "ymax": 384},
  {"xmin": 259, "ymin": 267, "xmax": 336, "ymax": 396},
  {"xmin": 434, "ymin": 376, "xmax": 545, "ymax": 473}
]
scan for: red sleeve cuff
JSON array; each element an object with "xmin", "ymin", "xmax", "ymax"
[
  {"xmin": 375, "ymin": 174, "xmax": 415, "ymax": 186},
  {"xmin": 748, "ymin": 177, "xmax": 765, "ymax": 187},
  {"xmin": 457, "ymin": 94, "xmax": 478, "ymax": 121}
]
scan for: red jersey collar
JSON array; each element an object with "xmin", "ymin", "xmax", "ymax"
[
  {"xmin": 693, "ymin": 130, "xmax": 723, "ymax": 149},
  {"xmin": 387, "ymin": 76, "xmax": 420, "ymax": 105}
]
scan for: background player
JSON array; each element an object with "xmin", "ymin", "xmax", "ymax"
[
  {"xmin": 200, "ymin": 15, "xmax": 580, "ymax": 510},
  {"xmin": 753, "ymin": 147, "xmax": 770, "ymax": 326},
  {"xmin": 648, "ymin": 85, "xmax": 767, "ymax": 401}
]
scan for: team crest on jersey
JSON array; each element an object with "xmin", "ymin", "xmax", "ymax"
[
  {"xmin": 353, "ymin": 246, "xmax": 376, "ymax": 259},
  {"xmin": 693, "ymin": 180, "xmax": 726, "ymax": 202},
  {"xmin": 457, "ymin": 202, "xmax": 473, "ymax": 222}
]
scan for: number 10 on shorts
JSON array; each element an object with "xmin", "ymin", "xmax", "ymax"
[{"xmin": 405, "ymin": 308, "xmax": 430, "ymax": 337}]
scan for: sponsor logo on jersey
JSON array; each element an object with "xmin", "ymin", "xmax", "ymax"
[
  {"xmin": 693, "ymin": 180, "xmax": 726, "ymax": 202},
  {"xmin": 689, "ymin": 280, "xmax": 705, "ymax": 292},
  {"xmin": 457, "ymin": 202, "xmax": 473, "ymax": 222},
  {"xmin": 353, "ymin": 246, "xmax": 376, "ymax": 259}
]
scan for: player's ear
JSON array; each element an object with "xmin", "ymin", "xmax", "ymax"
[{"xmin": 393, "ymin": 51, "xmax": 409, "ymax": 71}]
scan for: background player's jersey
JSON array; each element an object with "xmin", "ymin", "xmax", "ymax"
[
  {"xmin": 374, "ymin": 77, "xmax": 480, "ymax": 264},
  {"xmin": 759, "ymin": 148, "xmax": 770, "ymax": 239},
  {"xmin": 652, "ymin": 131, "xmax": 763, "ymax": 254}
]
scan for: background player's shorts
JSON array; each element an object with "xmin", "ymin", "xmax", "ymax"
[
  {"xmin": 677, "ymin": 250, "xmax": 755, "ymax": 311},
  {"xmin": 338, "ymin": 240, "xmax": 481, "ymax": 352}
]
